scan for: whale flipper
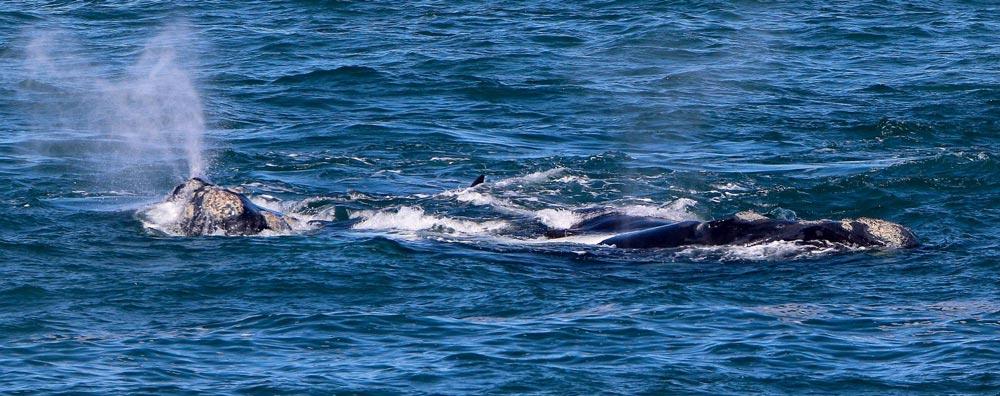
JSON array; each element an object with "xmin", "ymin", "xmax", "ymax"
[
  {"xmin": 470, "ymin": 174, "xmax": 486, "ymax": 188},
  {"xmin": 545, "ymin": 213, "xmax": 677, "ymax": 238},
  {"xmin": 598, "ymin": 221, "xmax": 703, "ymax": 248}
]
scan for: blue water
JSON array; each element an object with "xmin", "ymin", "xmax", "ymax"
[{"xmin": 2, "ymin": 2, "xmax": 999, "ymax": 394}]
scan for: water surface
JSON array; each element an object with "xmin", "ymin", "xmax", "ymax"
[{"xmin": 1, "ymin": 1, "xmax": 998, "ymax": 394}]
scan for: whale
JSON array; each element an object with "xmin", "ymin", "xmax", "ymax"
[
  {"xmin": 161, "ymin": 177, "xmax": 290, "ymax": 236},
  {"xmin": 471, "ymin": 175, "xmax": 917, "ymax": 249},
  {"xmin": 150, "ymin": 176, "xmax": 918, "ymax": 249},
  {"xmin": 553, "ymin": 210, "xmax": 918, "ymax": 249}
]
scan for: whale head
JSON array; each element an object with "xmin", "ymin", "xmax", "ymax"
[
  {"xmin": 160, "ymin": 178, "xmax": 290, "ymax": 236},
  {"xmin": 843, "ymin": 217, "xmax": 919, "ymax": 248},
  {"xmin": 167, "ymin": 177, "xmax": 210, "ymax": 201}
]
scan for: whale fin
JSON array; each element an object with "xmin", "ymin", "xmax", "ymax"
[{"xmin": 470, "ymin": 174, "xmax": 485, "ymax": 187}]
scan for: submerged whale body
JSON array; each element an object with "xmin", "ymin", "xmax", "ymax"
[
  {"xmin": 557, "ymin": 211, "xmax": 918, "ymax": 249},
  {"xmin": 162, "ymin": 178, "xmax": 290, "ymax": 236}
]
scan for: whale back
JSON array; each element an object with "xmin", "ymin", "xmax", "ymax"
[{"xmin": 595, "ymin": 210, "xmax": 918, "ymax": 249}]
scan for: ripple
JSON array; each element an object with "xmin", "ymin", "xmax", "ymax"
[{"xmin": 272, "ymin": 65, "xmax": 382, "ymax": 84}]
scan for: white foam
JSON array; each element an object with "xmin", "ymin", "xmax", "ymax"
[
  {"xmin": 676, "ymin": 240, "xmax": 859, "ymax": 261},
  {"xmin": 534, "ymin": 209, "xmax": 583, "ymax": 229},
  {"xmin": 248, "ymin": 195, "xmax": 287, "ymax": 212},
  {"xmin": 442, "ymin": 188, "xmax": 547, "ymax": 221},
  {"xmin": 248, "ymin": 195, "xmax": 340, "ymax": 232},
  {"xmin": 620, "ymin": 198, "xmax": 699, "ymax": 221},
  {"xmin": 446, "ymin": 189, "xmax": 509, "ymax": 207},
  {"xmin": 351, "ymin": 206, "xmax": 508, "ymax": 235},
  {"xmin": 430, "ymin": 157, "xmax": 465, "ymax": 163},
  {"xmin": 444, "ymin": 176, "xmax": 700, "ymax": 230},
  {"xmin": 243, "ymin": 182, "xmax": 297, "ymax": 193},
  {"xmin": 493, "ymin": 167, "xmax": 567, "ymax": 187},
  {"xmin": 136, "ymin": 200, "xmax": 184, "ymax": 235},
  {"xmin": 711, "ymin": 182, "xmax": 748, "ymax": 191},
  {"xmin": 444, "ymin": 188, "xmax": 587, "ymax": 230},
  {"xmin": 555, "ymin": 175, "xmax": 589, "ymax": 185}
]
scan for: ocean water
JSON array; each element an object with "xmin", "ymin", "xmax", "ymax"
[{"xmin": 1, "ymin": 1, "xmax": 998, "ymax": 394}]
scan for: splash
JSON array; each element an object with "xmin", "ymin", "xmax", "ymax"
[
  {"xmin": 492, "ymin": 167, "xmax": 568, "ymax": 188},
  {"xmin": 136, "ymin": 199, "xmax": 185, "ymax": 235},
  {"xmin": 352, "ymin": 206, "xmax": 509, "ymax": 235},
  {"xmin": 676, "ymin": 240, "xmax": 859, "ymax": 261},
  {"xmin": 439, "ymin": 168, "xmax": 701, "ymax": 229},
  {"xmin": 18, "ymin": 25, "xmax": 206, "ymax": 193}
]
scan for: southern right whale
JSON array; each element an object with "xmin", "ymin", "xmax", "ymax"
[
  {"xmin": 148, "ymin": 175, "xmax": 919, "ymax": 250},
  {"xmin": 470, "ymin": 175, "xmax": 918, "ymax": 249},
  {"xmin": 560, "ymin": 210, "xmax": 918, "ymax": 249}
]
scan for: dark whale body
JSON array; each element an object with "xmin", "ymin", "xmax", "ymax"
[
  {"xmin": 467, "ymin": 176, "xmax": 916, "ymax": 249},
  {"xmin": 557, "ymin": 211, "xmax": 918, "ymax": 249}
]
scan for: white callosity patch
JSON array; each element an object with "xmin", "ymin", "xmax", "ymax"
[
  {"xmin": 854, "ymin": 217, "xmax": 918, "ymax": 248},
  {"xmin": 734, "ymin": 210, "xmax": 769, "ymax": 222}
]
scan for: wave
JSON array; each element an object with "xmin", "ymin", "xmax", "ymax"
[{"xmin": 272, "ymin": 65, "xmax": 381, "ymax": 84}]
